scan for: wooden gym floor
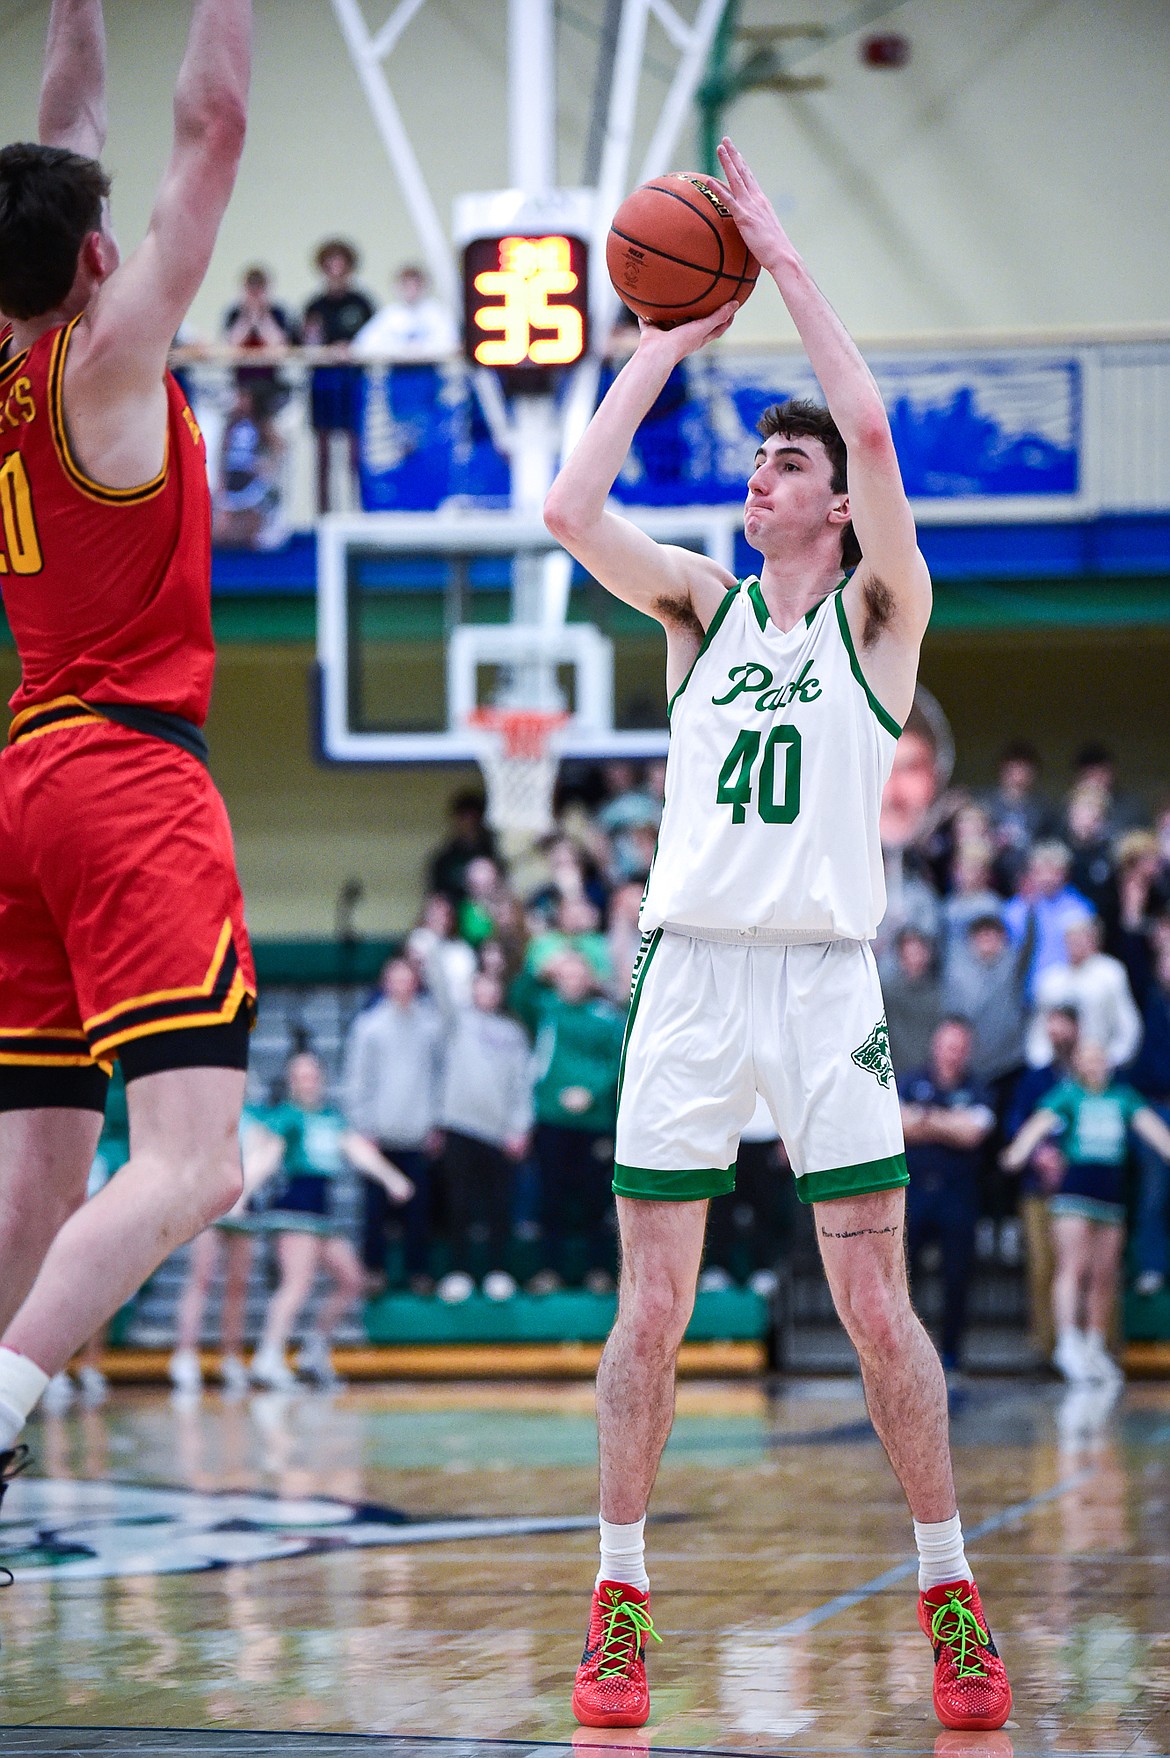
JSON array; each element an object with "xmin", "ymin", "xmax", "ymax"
[{"xmin": 1, "ymin": 1374, "xmax": 1169, "ymax": 1755}]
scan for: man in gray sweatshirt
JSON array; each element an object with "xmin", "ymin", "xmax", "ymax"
[
  {"xmin": 434, "ymin": 969, "xmax": 534, "ymax": 1299},
  {"xmin": 342, "ymin": 957, "xmax": 445, "ymax": 1288},
  {"xmin": 943, "ymin": 911, "xmax": 1033, "ymax": 1235},
  {"xmin": 943, "ymin": 913, "xmax": 1031, "ymax": 1092}
]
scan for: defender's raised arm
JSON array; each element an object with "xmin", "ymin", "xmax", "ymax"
[
  {"xmin": 80, "ymin": 0, "xmax": 251, "ymax": 390},
  {"xmin": 39, "ymin": 0, "xmax": 108, "ymax": 157}
]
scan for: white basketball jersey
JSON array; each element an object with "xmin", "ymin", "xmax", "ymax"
[{"xmin": 642, "ymin": 578, "xmax": 902, "ymax": 941}]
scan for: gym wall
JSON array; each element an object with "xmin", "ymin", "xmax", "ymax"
[{"xmin": 0, "ymin": 0, "xmax": 1166, "ymax": 340}]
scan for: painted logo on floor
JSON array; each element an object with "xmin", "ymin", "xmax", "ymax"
[{"xmin": 0, "ymin": 1480, "xmax": 597, "ymax": 1580}]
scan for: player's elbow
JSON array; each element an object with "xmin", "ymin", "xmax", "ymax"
[
  {"xmin": 849, "ymin": 406, "xmax": 895, "ymax": 458},
  {"xmin": 543, "ymin": 485, "xmax": 587, "ymax": 546},
  {"xmin": 176, "ymin": 92, "xmax": 248, "ymax": 167}
]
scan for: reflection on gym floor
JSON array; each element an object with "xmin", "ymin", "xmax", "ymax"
[{"xmin": 2, "ymin": 1377, "xmax": 1169, "ymax": 1756}]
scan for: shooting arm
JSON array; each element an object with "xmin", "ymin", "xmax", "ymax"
[
  {"xmin": 544, "ymin": 312, "xmax": 736, "ymax": 623},
  {"xmin": 717, "ymin": 140, "xmax": 931, "ymax": 678},
  {"xmin": 39, "ymin": 0, "xmax": 107, "ymax": 157}
]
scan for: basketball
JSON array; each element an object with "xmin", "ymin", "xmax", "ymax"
[{"xmin": 606, "ymin": 173, "xmax": 760, "ymax": 327}]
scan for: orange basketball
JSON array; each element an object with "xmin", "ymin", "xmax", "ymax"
[{"xmin": 606, "ymin": 173, "xmax": 760, "ymax": 327}]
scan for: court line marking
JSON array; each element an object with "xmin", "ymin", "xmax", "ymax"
[
  {"xmin": 0, "ymin": 1727, "xmax": 1145, "ymax": 1757},
  {"xmin": 773, "ymin": 1467, "xmax": 1097, "ymax": 1636}
]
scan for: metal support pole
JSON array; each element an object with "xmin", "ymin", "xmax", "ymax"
[
  {"xmin": 509, "ymin": 0, "xmax": 557, "ymax": 193},
  {"xmin": 698, "ymin": 0, "xmax": 741, "ymax": 173},
  {"xmin": 329, "ymin": 0, "xmax": 459, "ymax": 313},
  {"xmin": 554, "ymin": 0, "xmax": 733, "ymax": 535},
  {"xmin": 582, "ymin": 0, "xmax": 626, "ymax": 186},
  {"xmin": 634, "ymin": 0, "xmax": 735, "ymax": 193}
]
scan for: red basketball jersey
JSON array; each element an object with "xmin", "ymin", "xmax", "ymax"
[{"xmin": 0, "ymin": 315, "xmax": 215, "ymax": 725}]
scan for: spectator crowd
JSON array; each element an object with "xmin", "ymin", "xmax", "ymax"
[
  {"xmin": 44, "ymin": 731, "xmax": 1170, "ymax": 1400},
  {"xmin": 188, "ymin": 245, "xmax": 459, "ymax": 544},
  {"xmin": 880, "ymin": 734, "xmax": 1170, "ymax": 1382},
  {"xmin": 320, "ymin": 757, "xmax": 790, "ymax": 1317},
  {"xmin": 231, "ymin": 734, "xmax": 1170, "ymax": 1390}
]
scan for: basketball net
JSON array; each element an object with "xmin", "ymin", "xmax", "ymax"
[{"xmin": 465, "ymin": 706, "xmax": 569, "ymax": 846}]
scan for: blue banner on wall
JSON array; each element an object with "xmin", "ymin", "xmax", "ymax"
[
  {"xmin": 357, "ymin": 365, "xmax": 509, "ymax": 511},
  {"xmin": 356, "ymin": 351, "xmax": 1082, "ymax": 512},
  {"xmin": 609, "ymin": 350, "xmax": 1082, "ymax": 507}
]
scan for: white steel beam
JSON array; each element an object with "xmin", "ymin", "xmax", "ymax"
[
  {"xmin": 636, "ymin": 0, "xmax": 733, "ymax": 189},
  {"xmin": 645, "ymin": 0, "xmax": 692, "ymax": 52},
  {"xmin": 547, "ymin": 0, "xmax": 732, "ymax": 625},
  {"xmin": 509, "ymin": 0, "xmax": 557, "ymax": 194},
  {"xmin": 329, "ymin": 0, "xmax": 459, "ymax": 313},
  {"xmin": 371, "ymin": 0, "xmax": 430, "ymax": 61}
]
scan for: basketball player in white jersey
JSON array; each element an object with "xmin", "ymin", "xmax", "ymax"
[{"xmin": 544, "ymin": 140, "xmax": 1012, "ymax": 1734}]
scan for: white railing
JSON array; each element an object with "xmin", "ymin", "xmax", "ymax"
[{"xmin": 176, "ymin": 328, "xmax": 1170, "ymax": 540}]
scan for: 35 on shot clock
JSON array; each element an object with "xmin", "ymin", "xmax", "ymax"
[{"xmin": 463, "ymin": 234, "xmax": 589, "ymax": 373}]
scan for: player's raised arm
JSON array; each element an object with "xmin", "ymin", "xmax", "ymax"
[
  {"xmin": 717, "ymin": 139, "xmax": 931, "ymax": 714},
  {"xmin": 39, "ymin": 0, "xmax": 108, "ymax": 157},
  {"xmin": 76, "ymin": 0, "xmax": 251, "ymax": 394},
  {"xmin": 544, "ymin": 307, "xmax": 738, "ymax": 626}
]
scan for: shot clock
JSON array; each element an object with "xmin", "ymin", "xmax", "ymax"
[{"xmin": 462, "ymin": 232, "xmax": 589, "ymax": 375}]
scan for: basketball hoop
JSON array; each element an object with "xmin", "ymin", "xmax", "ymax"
[{"xmin": 465, "ymin": 705, "xmax": 570, "ymax": 842}]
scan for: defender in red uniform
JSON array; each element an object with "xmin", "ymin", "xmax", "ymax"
[{"xmin": 0, "ymin": 0, "xmax": 253, "ymax": 1497}]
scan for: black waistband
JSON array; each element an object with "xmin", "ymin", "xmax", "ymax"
[{"xmin": 88, "ymin": 702, "xmax": 209, "ymax": 767}]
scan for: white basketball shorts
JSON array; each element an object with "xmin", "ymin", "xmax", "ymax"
[{"xmin": 613, "ymin": 928, "xmax": 907, "ymax": 1205}]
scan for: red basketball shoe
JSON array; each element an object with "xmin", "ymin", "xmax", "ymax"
[
  {"xmin": 571, "ymin": 1579, "xmax": 661, "ymax": 1728},
  {"xmin": 919, "ymin": 1578, "xmax": 1013, "ymax": 1730}
]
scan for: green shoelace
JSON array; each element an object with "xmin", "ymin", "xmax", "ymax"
[
  {"xmin": 597, "ymin": 1596, "xmax": 662, "ymax": 1680},
  {"xmin": 930, "ymin": 1590, "xmax": 990, "ymax": 1679}
]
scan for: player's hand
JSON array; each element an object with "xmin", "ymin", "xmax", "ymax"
[
  {"xmin": 717, "ymin": 137, "xmax": 790, "ymax": 271},
  {"xmin": 636, "ymin": 300, "xmax": 738, "ymax": 364}
]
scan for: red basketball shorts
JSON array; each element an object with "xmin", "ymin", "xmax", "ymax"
[{"xmin": 0, "ymin": 707, "xmax": 256, "ymax": 1086}]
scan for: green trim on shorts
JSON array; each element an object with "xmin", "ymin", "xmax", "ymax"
[
  {"xmin": 612, "ymin": 1162, "xmax": 737, "ymax": 1201},
  {"xmin": 615, "ymin": 927, "xmax": 663, "ymax": 1108},
  {"xmin": 796, "ymin": 1151, "xmax": 909, "ymax": 1206},
  {"xmin": 1049, "ymin": 1193, "xmax": 1125, "ymax": 1227}
]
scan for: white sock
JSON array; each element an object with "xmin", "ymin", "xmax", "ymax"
[
  {"xmin": 0, "ymin": 1347, "xmax": 50, "ymax": 1451},
  {"xmin": 914, "ymin": 1513, "xmax": 972, "ymax": 1591},
  {"xmin": 597, "ymin": 1515, "xmax": 649, "ymax": 1592}
]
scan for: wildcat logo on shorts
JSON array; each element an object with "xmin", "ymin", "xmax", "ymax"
[
  {"xmin": 851, "ymin": 1016, "xmax": 894, "ymax": 1088},
  {"xmin": 0, "ymin": 1480, "xmax": 597, "ymax": 1580}
]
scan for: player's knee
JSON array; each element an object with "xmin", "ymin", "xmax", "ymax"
[
  {"xmin": 621, "ymin": 1275, "xmax": 694, "ymax": 1350},
  {"xmin": 6, "ymin": 1172, "xmax": 86, "ymax": 1246},
  {"xmin": 835, "ymin": 1274, "xmax": 909, "ymax": 1358},
  {"xmin": 204, "ymin": 1156, "xmax": 245, "ymax": 1224},
  {"xmin": 167, "ymin": 1148, "xmax": 242, "ymax": 1229}
]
